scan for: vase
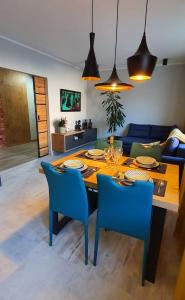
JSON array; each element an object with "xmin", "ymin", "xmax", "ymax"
[{"xmin": 59, "ymin": 127, "xmax": 66, "ymax": 134}]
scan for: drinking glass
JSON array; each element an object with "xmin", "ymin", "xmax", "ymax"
[
  {"xmin": 113, "ymin": 147, "xmax": 122, "ymax": 169},
  {"xmin": 104, "ymin": 147, "xmax": 111, "ymax": 168}
]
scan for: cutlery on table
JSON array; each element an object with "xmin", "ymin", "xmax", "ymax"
[{"xmin": 157, "ymin": 180, "xmax": 165, "ymax": 194}]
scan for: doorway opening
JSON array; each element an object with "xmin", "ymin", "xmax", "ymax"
[{"xmin": 0, "ymin": 68, "xmax": 49, "ymax": 171}]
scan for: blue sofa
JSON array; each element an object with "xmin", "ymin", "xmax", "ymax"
[{"xmin": 116, "ymin": 123, "xmax": 185, "ymax": 181}]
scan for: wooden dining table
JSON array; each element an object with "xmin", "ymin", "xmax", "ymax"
[{"xmin": 39, "ymin": 149, "xmax": 179, "ymax": 283}]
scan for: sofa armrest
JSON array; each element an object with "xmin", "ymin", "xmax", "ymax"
[
  {"xmin": 176, "ymin": 144, "xmax": 185, "ymax": 159},
  {"xmin": 162, "ymin": 155, "xmax": 184, "ymax": 184}
]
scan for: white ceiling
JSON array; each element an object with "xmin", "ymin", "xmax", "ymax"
[{"xmin": 0, "ymin": 0, "xmax": 185, "ymax": 70}]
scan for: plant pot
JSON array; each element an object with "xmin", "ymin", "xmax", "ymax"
[{"xmin": 59, "ymin": 127, "xmax": 66, "ymax": 134}]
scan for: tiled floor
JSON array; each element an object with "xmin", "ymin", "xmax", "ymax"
[
  {"xmin": 0, "ymin": 141, "xmax": 38, "ymax": 171},
  {"xmin": 0, "ymin": 148, "xmax": 181, "ymax": 300}
]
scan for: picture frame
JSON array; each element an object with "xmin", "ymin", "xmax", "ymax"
[{"xmin": 60, "ymin": 89, "xmax": 81, "ymax": 112}]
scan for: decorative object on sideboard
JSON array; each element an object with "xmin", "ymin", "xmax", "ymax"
[
  {"xmin": 127, "ymin": 0, "xmax": 157, "ymax": 81},
  {"xmin": 60, "ymin": 89, "xmax": 81, "ymax": 112},
  {"xmin": 88, "ymin": 119, "xmax": 92, "ymax": 129},
  {"xmin": 75, "ymin": 120, "xmax": 82, "ymax": 131},
  {"xmin": 58, "ymin": 117, "xmax": 67, "ymax": 134},
  {"xmin": 82, "ymin": 120, "xmax": 88, "ymax": 130},
  {"xmin": 100, "ymin": 91, "xmax": 126, "ymax": 133},
  {"xmin": 94, "ymin": 0, "xmax": 133, "ymax": 92},
  {"xmin": 81, "ymin": 0, "xmax": 100, "ymax": 81}
]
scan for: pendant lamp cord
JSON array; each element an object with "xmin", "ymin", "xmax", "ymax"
[
  {"xmin": 114, "ymin": 0, "xmax": 119, "ymax": 65},
  {"xmin": 144, "ymin": 0, "xmax": 149, "ymax": 32},
  {"xmin": 92, "ymin": 0, "xmax": 94, "ymax": 32}
]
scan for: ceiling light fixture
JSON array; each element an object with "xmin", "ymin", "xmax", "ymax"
[
  {"xmin": 95, "ymin": 0, "xmax": 133, "ymax": 92},
  {"xmin": 82, "ymin": 0, "xmax": 100, "ymax": 81},
  {"xmin": 127, "ymin": 0, "xmax": 157, "ymax": 81}
]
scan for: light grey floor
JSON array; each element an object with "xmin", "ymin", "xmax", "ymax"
[
  {"xmin": 0, "ymin": 141, "xmax": 38, "ymax": 171},
  {"xmin": 0, "ymin": 148, "xmax": 181, "ymax": 300}
]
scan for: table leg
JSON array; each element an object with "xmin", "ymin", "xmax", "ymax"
[
  {"xmin": 52, "ymin": 212, "xmax": 72, "ymax": 235},
  {"xmin": 145, "ymin": 206, "xmax": 167, "ymax": 283},
  {"xmin": 52, "ymin": 188, "xmax": 98, "ymax": 235}
]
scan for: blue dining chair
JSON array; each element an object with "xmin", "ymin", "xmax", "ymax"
[
  {"xmin": 130, "ymin": 143, "xmax": 162, "ymax": 161},
  {"xmin": 41, "ymin": 162, "xmax": 89, "ymax": 265},
  {"xmin": 93, "ymin": 174, "xmax": 153, "ymax": 285}
]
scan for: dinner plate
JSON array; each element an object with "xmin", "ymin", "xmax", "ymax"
[
  {"xmin": 88, "ymin": 149, "xmax": 104, "ymax": 156},
  {"xmin": 63, "ymin": 159, "xmax": 84, "ymax": 169},
  {"xmin": 85, "ymin": 152, "xmax": 104, "ymax": 160},
  {"xmin": 60, "ymin": 163, "xmax": 88, "ymax": 172},
  {"xmin": 133, "ymin": 159, "xmax": 159, "ymax": 169},
  {"xmin": 136, "ymin": 156, "xmax": 156, "ymax": 165},
  {"xmin": 124, "ymin": 170, "xmax": 150, "ymax": 182}
]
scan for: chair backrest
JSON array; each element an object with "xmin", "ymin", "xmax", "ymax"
[
  {"xmin": 130, "ymin": 143, "xmax": 162, "ymax": 161},
  {"xmin": 41, "ymin": 162, "xmax": 88, "ymax": 223},
  {"xmin": 95, "ymin": 138, "xmax": 122, "ymax": 150},
  {"xmin": 97, "ymin": 174, "xmax": 153, "ymax": 240}
]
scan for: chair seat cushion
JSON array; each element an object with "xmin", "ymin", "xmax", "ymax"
[
  {"xmin": 162, "ymin": 137, "xmax": 179, "ymax": 156},
  {"xmin": 128, "ymin": 123, "xmax": 151, "ymax": 138},
  {"xmin": 122, "ymin": 136, "xmax": 157, "ymax": 145}
]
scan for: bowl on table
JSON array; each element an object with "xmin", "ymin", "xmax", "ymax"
[
  {"xmin": 124, "ymin": 169, "xmax": 150, "ymax": 182},
  {"xmin": 60, "ymin": 159, "xmax": 88, "ymax": 172},
  {"xmin": 85, "ymin": 149, "xmax": 105, "ymax": 160},
  {"xmin": 134, "ymin": 156, "xmax": 159, "ymax": 169}
]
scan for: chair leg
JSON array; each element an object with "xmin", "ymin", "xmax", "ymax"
[
  {"xmin": 49, "ymin": 209, "xmax": 53, "ymax": 246},
  {"xmin": 93, "ymin": 226, "xmax": 100, "ymax": 266},
  {"xmin": 141, "ymin": 239, "xmax": 149, "ymax": 286},
  {"xmin": 84, "ymin": 223, "xmax": 88, "ymax": 265}
]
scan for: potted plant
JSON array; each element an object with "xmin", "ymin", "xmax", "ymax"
[
  {"xmin": 58, "ymin": 117, "xmax": 66, "ymax": 134},
  {"xmin": 100, "ymin": 92, "xmax": 126, "ymax": 133}
]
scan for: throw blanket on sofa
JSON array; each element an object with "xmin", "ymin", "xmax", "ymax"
[{"xmin": 168, "ymin": 128, "xmax": 185, "ymax": 143}]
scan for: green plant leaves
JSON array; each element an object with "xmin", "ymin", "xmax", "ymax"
[{"xmin": 101, "ymin": 92, "xmax": 126, "ymax": 133}]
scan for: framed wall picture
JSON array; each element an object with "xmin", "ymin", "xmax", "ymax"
[{"xmin": 60, "ymin": 89, "xmax": 81, "ymax": 112}]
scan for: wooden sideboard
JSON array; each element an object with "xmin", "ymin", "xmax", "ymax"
[{"xmin": 51, "ymin": 128, "xmax": 97, "ymax": 153}]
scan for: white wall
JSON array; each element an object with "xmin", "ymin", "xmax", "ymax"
[
  {"xmin": 87, "ymin": 64, "xmax": 185, "ymax": 137},
  {"xmin": 25, "ymin": 74, "xmax": 37, "ymax": 140},
  {"xmin": 0, "ymin": 38, "xmax": 87, "ymax": 143}
]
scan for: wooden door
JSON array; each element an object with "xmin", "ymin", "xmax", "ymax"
[
  {"xmin": 33, "ymin": 76, "xmax": 49, "ymax": 157},
  {"xmin": 0, "ymin": 69, "xmax": 31, "ymax": 146}
]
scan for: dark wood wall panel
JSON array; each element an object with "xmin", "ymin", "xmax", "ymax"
[
  {"xmin": 33, "ymin": 76, "xmax": 49, "ymax": 157},
  {"xmin": 36, "ymin": 105, "xmax": 47, "ymax": 121},
  {"xmin": 0, "ymin": 69, "xmax": 31, "ymax": 146},
  {"xmin": 34, "ymin": 77, "xmax": 46, "ymax": 94},
  {"xmin": 38, "ymin": 132, "xmax": 48, "ymax": 148},
  {"xmin": 38, "ymin": 121, "xmax": 47, "ymax": 133},
  {"xmin": 35, "ymin": 94, "xmax": 46, "ymax": 104}
]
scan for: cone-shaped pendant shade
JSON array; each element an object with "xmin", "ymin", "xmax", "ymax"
[
  {"xmin": 82, "ymin": 32, "xmax": 101, "ymax": 81},
  {"xmin": 95, "ymin": 65, "xmax": 133, "ymax": 92},
  {"xmin": 127, "ymin": 32, "xmax": 157, "ymax": 81}
]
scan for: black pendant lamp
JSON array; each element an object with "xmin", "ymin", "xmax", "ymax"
[
  {"xmin": 82, "ymin": 0, "xmax": 100, "ymax": 81},
  {"xmin": 95, "ymin": 0, "xmax": 133, "ymax": 92},
  {"xmin": 127, "ymin": 0, "xmax": 157, "ymax": 81}
]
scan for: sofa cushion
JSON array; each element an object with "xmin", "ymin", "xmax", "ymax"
[
  {"xmin": 150, "ymin": 125, "xmax": 176, "ymax": 140},
  {"xmin": 162, "ymin": 137, "xmax": 179, "ymax": 156},
  {"xmin": 122, "ymin": 136, "xmax": 157, "ymax": 145},
  {"xmin": 128, "ymin": 123, "xmax": 151, "ymax": 138},
  {"xmin": 176, "ymin": 143, "xmax": 185, "ymax": 159}
]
